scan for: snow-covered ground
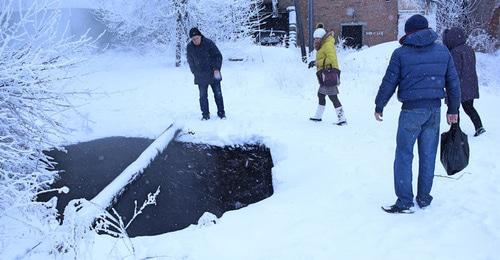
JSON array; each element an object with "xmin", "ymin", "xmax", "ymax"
[{"xmin": 7, "ymin": 42, "xmax": 500, "ymax": 259}]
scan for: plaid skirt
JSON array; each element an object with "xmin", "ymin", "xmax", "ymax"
[{"xmin": 318, "ymin": 84, "xmax": 339, "ymax": 95}]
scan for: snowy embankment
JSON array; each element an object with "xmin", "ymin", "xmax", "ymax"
[{"xmin": 21, "ymin": 43, "xmax": 500, "ymax": 259}]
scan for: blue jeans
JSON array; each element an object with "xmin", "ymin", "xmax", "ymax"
[
  {"xmin": 394, "ymin": 107, "xmax": 441, "ymax": 208},
  {"xmin": 198, "ymin": 81, "xmax": 225, "ymax": 117}
]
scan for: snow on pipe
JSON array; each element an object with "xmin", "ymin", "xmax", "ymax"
[
  {"xmin": 62, "ymin": 123, "xmax": 181, "ymax": 227},
  {"xmin": 91, "ymin": 123, "xmax": 180, "ymax": 207}
]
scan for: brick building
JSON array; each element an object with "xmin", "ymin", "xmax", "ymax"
[
  {"xmin": 471, "ymin": 0, "xmax": 499, "ymax": 41},
  {"xmin": 266, "ymin": 0, "xmax": 399, "ymax": 48},
  {"xmin": 491, "ymin": 7, "xmax": 499, "ymax": 41}
]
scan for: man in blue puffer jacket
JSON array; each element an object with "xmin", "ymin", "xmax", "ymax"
[{"xmin": 374, "ymin": 15, "xmax": 461, "ymax": 214}]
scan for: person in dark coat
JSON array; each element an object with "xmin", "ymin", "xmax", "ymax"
[
  {"xmin": 374, "ymin": 15, "xmax": 461, "ymax": 213},
  {"xmin": 443, "ymin": 27, "xmax": 485, "ymax": 136},
  {"xmin": 186, "ymin": 27, "xmax": 225, "ymax": 120}
]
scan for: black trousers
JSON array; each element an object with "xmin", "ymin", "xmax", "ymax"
[
  {"xmin": 461, "ymin": 99, "xmax": 483, "ymax": 130},
  {"xmin": 318, "ymin": 93, "xmax": 342, "ymax": 108}
]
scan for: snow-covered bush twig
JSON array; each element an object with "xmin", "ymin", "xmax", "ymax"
[
  {"xmin": 467, "ymin": 28, "xmax": 497, "ymax": 53},
  {"xmin": 0, "ymin": 0, "xmax": 95, "ymax": 255},
  {"xmin": 96, "ymin": 186, "xmax": 161, "ymax": 236},
  {"xmin": 335, "ymin": 36, "xmax": 360, "ymax": 56},
  {"xmin": 433, "ymin": 0, "xmax": 481, "ymax": 34},
  {"xmin": 92, "ymin": 186, "xmax": 161, "ymax": 257},
  {"xmin": 432, "ymin": 0, "xmax": 497, "ymax": 52},
  {"xmin": 36, "ymin": 185, "xmax": 159, "ymax": 259}
]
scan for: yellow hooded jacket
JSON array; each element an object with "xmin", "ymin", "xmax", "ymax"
[{"xmin": 316, "ymin": 32, "xmax": 339, "ymax": 71}]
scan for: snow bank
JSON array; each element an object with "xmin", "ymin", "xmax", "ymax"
[{"xmin": 11, "ymin": 41, "xmax": 499, "ymax": 259}]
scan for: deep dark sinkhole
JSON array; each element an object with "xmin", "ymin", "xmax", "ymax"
[{"xmin": 38, "ymin": 137, "xmax": 274, "ymax": 237}]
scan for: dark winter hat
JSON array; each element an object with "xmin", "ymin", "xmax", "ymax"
[
  {"xmin": 404, "ymin": 14, "xmax": 429, "ymax": 34},
  {"xmin": 189, "ymin": 27, "xmax": 202, "ymax": 38}
]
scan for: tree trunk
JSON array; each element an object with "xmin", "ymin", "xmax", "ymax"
[
  {"xmin": 175, "ymin": 0, "xmax": 187, "ymax": 67},
  {"xmin": 294, "ymin": 0, "xmax": 307, "ymax": 63}
]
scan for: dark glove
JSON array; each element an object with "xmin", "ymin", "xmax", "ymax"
[{"xmin": 308, "ymin": 60, "xmax": 316, "ymax": 69}]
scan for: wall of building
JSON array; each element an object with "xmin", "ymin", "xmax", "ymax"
[
  {"xmin": 278, "ymin": 0, "xmax": 398, "ymax": 47},
  {"xmin": 470, "ymin": 0, "xmax": 497, "ymax": 33},
  {"xmin": 491, "ymin": 7, "xmax": 499, "ymax": 41}
]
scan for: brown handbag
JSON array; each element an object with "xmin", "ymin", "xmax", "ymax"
[{"xmin": 316, "ymin": 58, "xmax": 341, "ymax": 87}]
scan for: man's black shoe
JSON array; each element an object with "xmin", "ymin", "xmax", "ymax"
[
  {"xmin": 474, "ymin": 127, "xmax": 486, "ymax": 137},
  {"xmin": 416, "ymin": 200, "xmax": 430, "ymax": 209},
  {"xmin": 381, "ymin": 204, "xmax": 414, "ymax": 214},
  {"xmin": 201, "ymin": 115, "xmax": 210, "ymax": 120},
  {"xmin": 217, "ymin": 112, "xmax": 226, "ymax": 119},
  {"xmin": 418, "ymin": 204, "xmax": 429, "ymax": 210}
]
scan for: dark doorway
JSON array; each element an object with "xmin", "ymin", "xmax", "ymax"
[
  {"xmin": 38, "ymin": 137, "xmax": 274, "ymax": 237},
  {"xmin": 341, "ymin": 25, "xmax": 363, "ymax": 49}
]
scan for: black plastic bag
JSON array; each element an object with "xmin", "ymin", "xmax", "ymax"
[{"xmin": 440, "ymin": 124, "xmax": 470, "ymax": 175}]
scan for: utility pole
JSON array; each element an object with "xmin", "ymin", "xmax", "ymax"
[
  {"xmin": 307, "ymin": 0, "xmax": 314, "ymax": 55},
  {"xmin": 294, "ymin": 0, "xmax": 307, "ymax": 63}
]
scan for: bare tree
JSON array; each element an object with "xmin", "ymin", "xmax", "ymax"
[
  {"xmin": 175, "ymin": 0, "xmax": 188, "ymax": 67},
  {"xmin": 0, "ymin": 0, "xmax": 94, "ymax": 253},
  {"xmin": 432, "ymin": 0, "xmax": 482, "ymax": 34},
  {"xmin": 95, "ymin": 0, "xmax": 262, "ymax": 63},
  {"xmin": 430, "ymin": 0, "xmax": 497, "ymax": 52}
]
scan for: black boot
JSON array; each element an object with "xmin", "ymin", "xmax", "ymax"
[
  {"xmin": 474, "ymin": 127, "xmax": 486, "ymax": 137},
  {"xmin": 381, "ymin": 204, "xmax": 414, "ymax": 214},
  {"xmin": 218, "ymin": 112, "xmax": 226, "ymax": 119}
]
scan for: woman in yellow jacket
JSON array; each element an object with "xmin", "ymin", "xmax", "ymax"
[{"xmin": 309, "ymin": 24, "xmax": 347, "ymax": 125}]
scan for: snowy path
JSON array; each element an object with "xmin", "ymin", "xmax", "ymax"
[{"xmin": 60, "ymin": 43, "xmax": 499, "ymax": 259}]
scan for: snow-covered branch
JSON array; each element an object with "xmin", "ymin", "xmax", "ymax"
[
  {"xmin": 432, "ymin": 0, "xmax": 481, "ymax": 34},
  {"xmin": 0, "ymin": 0, "xmax": 95, "ymax": 255},
  {"xmin": 52, "ymin": 187, "xmax": 161, "ymax": 258},
  {"xmin": 95, "ymin": 0, "xmax": 262, "ymax": 50},
  {"xmin": 95, "ymin": 186, "xmax": 161, "ymax": 238},
  {"xmin": 431, "ymin": 0, "xmax": 496, "ymax": 52}
]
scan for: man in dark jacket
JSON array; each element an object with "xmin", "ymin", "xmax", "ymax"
[
  {"xmin": 186, "ymin": 27, "xmax": 225, "ymax": 120},
  {"xmin": 443, "ymin": 27, "xmax": 485, "ymax": 137},
  {"xmin": 374, "ymin": 15, "xmax": 461, "ymax": 213}
]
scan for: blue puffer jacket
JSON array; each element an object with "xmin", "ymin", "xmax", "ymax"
[{"xmin": 375, "ymin": 29, "xmax": 461, "ymax": 114}]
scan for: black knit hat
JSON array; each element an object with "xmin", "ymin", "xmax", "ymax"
[
  {"xmin": 404, "ymin": 14, "xmax": 428, "ymax": 33},
  {"xmin": 189, "ymin": 27, "xmax": 202, "ymax": 38}
]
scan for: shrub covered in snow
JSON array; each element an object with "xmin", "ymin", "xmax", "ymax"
[
  {"xmin": 0, "ymin": 0, "xmax": 94, "ymax": 256},
  {"xmin": 467, "ymin": 28, "xmax": 498, "ymax": 53}
]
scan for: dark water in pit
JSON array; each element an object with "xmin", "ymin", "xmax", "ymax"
[{"xmin": 38, "ymin": 137, "xmax": 274, "ymax": 237}]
